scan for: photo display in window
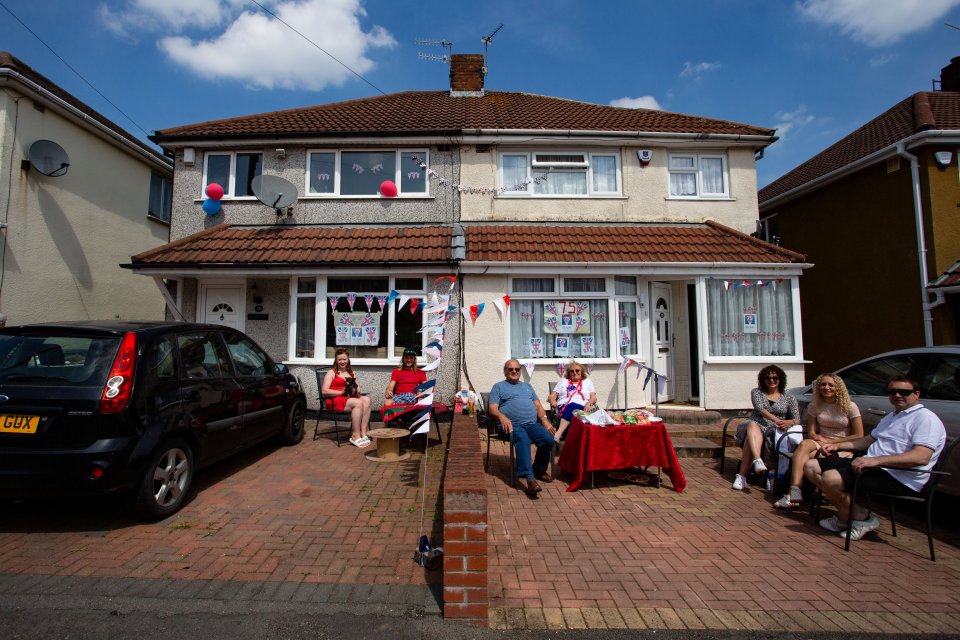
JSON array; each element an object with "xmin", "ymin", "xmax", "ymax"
[
  {"xmin": 511, "ymin": 299, "xmax": 609, "ymax": 358},
  {"xmin": 706, "ymin": 279, "xmax": 795, "ymax": 357},
  {"xmin": 325, "ymin": 278, "xmax": 389, "ymax": 358}
]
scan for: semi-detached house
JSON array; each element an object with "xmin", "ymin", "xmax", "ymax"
[{"xmin": 127, "ymin": 54, "xmax": 808, "ymax": 412}]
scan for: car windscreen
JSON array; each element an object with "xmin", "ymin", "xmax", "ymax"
[{"xmin": 0, "ymin": 334, "xmax": 120, "ymax": 386}]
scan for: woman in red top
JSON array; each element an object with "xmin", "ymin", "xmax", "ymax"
[
  {"xmin": 384, "ymin": 348, "xmax": 426, "ymax": 406},
  {"xmin": 322, "ymin": 348, "xmax": 373, "ymax": 448}
]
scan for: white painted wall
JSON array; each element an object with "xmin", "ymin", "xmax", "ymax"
[{"xmin": 0, "ymin": 89, "xmax": 169, "ymax": 324}]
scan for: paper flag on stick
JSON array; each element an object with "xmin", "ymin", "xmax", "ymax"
[
  {"xmin": 556, "ymin": 362, "xmax": 566, "ymax": 378},
  {"xmin": 524, "ymin": 361, "xmax": 535, "ymax": 376},
  {"xmin": 421, "ymin": 358, "xmax": 442, "ymax": 371}
]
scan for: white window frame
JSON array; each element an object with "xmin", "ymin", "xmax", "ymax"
[
  {"xmin": 148, "ymin": 171, "xmax": 172, "ymax": 222},
  {"xmin": 667, "ymin": 152, "xmax": 729, "ymax": 199},
  {"xmin": 286, "ymin": 275, "xmax": 428, "ymax": 365},
  {"xmin": 305, "ymin": 149, "xmax": 430, "ymax": 198},
  {"xmin": 699, "ymin": 275, "xmax": 804, "ymax": 363},
  {"xmin": 201, "ymin": 151, "xmax": 263, "ymax": 199},
  {"xmin": 498, "ymin": 150, "xmax": 621, "ymax": 197},
  {"xmin": 506, "ymin": 275, "xmax": 640, "ymax": 363}
]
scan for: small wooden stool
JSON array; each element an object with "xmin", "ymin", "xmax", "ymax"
[{"xmin": 365, "ymin": 427, "xmax": 411, "ymax": 462}]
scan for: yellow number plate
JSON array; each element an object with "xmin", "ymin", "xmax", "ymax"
[{"xmin": 0, "ymin": 415, "xmax": 40, "ymax": 434}]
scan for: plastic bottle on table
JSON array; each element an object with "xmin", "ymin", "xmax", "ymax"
[{"xmin": 467, "ymin": 392, "xmax": 476, "ymax": 415}]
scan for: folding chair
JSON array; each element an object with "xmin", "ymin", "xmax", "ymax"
[
  {"xmin": 312, "ymin": 368, "xmax": 350, "ymax": 446},
  {"xmin": 720, "ymin": 414, "xmax": 779, "ymax": 487},
  {"xmin": 843, "ymin": 437, "xmax": 958, "ymax": 561}
]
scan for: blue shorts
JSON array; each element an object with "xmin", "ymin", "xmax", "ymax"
[{"xmin": 560, "ymin": 403, "xmax": 584, "ymax": 421}]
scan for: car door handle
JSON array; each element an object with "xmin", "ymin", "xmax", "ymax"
[{"xmin": 866, "ymin": 408, "xmax": 888, "ymax": 416}]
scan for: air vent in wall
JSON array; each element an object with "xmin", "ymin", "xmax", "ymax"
[
  {"xmin": 475, "ymin": 145, "xmax": 492, "ymax": 153},
  {"xmin": 886, "ymin": 157, "xmax": 900, "ymax": 173}
]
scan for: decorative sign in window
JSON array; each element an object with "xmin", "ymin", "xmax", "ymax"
[
  {"xmin": 542, "ymin": 301, "xmax": 591, "ymax": 334},
  {"xmin": 335, "ymin": 312, "xmax": 381, "ymax": 346}
]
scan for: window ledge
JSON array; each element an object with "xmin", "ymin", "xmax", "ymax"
[
  {"xmin": 284, "ymin": 358, "xmax": 408, "ymax": 367},
  {"xmin": 665, "ymin": 196, "xmax": 735, "ymax": 202},
  {"xmin": 146, "ymin": 214, "xmax": 171, "ymax": 225},
  {"xmin": 495, "ymin": 195, "xmax": 626, "ymax": 200},
  {"xmin": 703, "ymin": 356, "xmax": 810, "ymax": 364},
  {"xmin": 193, "ymin": 197, "xmax": 259, "ymax": 203},
  {"xmin": 300, "ymin": 195, "xmax": 434, "ymax": 200}
]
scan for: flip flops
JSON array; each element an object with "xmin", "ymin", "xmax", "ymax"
[{"xmin": 350, "ymin": 436, "xmax": 371, "ymax": 448}]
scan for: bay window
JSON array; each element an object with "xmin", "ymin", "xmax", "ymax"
[
  {"xmin": 509, "ymin": 276, "xmax": 639, "ymax": 360},
  {"xmin": 291, "ymin": 276, "xmax": 426, "ymax": 362},
  {"xmin": 307, "ymin": 150, "xmax": 429, "ymax": 196},
  {"xmin": 668, "ymin": 152, "xmax": 728, "ymax": 198},
  {"xmin": 706, "ymin": 278, "xmax": 797, "ymax": 357},
  {"xmin": 499, "ymin": 151, "xmax": 620, "ymax": 196},
  {"xmin": 203, "ymin": 151, "xmax": 262, "ymax": 198}
]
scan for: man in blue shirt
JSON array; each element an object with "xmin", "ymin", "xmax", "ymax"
[
  {"xmin": 489, "ymin": 359, "xmax": 556, "ymax": 498},
  {"xmin": 804, "ymin": 376, "xmax": 946, "ymax": 541}
]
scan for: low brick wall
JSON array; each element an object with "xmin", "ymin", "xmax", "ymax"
[{"xmin": 442, "ymin": 412, "xmax": 488, "ymax": 625}]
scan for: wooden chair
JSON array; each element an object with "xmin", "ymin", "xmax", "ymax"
[
  {"xmin": 312, "ymin": 368, "xmax": 350, "ymax": 446},
  {"xmin": 843, "ymin": 437, "xmax": 958, "ymax": 561},
  {"xmin": 480, "ymin": 392, "xmax": 516, "ymax": 487}
]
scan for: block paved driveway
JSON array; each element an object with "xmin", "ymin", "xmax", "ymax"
[
  {"xmin": 0, "ymin": 426, "xmax": 444, "ymax": 613},
  {"xmin": 485, "ymin": 436, "xmax": 960, "ymax": 633}
]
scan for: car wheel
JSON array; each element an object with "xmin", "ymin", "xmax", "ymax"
[
  {"xmin": 131, "ymin": 438, "xmax": 194, "ymax": 520},
  {"xmin": 280, "ymin": 400, "xmax": 306, "ymax": 446}
]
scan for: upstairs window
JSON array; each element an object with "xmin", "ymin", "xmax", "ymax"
[
  {"xmin": 148, "ymin": 172, "xmax": 172, "ymax": 222},
  {"xmin": 307, "ymin": 150, "xmax": 429, "ymax": 197},
  {"xmin": 500, "ymin": 151, "xmax": 620, "ymax": 196},
  {"xmin": 203, "ymin": 152, "xmax": 262, "ymax": 198},
  {"xmin": 668, "ymin": 152, "xmax": 728, "ymax": 198}
]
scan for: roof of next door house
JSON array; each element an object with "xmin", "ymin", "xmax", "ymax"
[
  {"xmin": 127, "ymin": 222, "xmax": 804, "ymax": 268},
  {"xmin": 150, "ymin": 91, "xmax": 777, "ymax": 142},
  {"xmin": 759, "ymin": 91, "xmax": 960, "ymax": 206}
]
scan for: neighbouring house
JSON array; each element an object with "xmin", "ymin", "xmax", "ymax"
[
  {"xmin": 759, "ymin": 57, "xmax": 960, "ymax": 377},
  {"xmin": 128, "ymin": 54, "xmax": 807, "ymax": 411},
  {"xmin": 0, "ymin": 52, "xmax": 172, "ymax": 325}
]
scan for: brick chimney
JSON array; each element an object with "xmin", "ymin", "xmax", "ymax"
[
  {"xmin": 940, "ymin": 56, "xmax": 960, "ymax": 91},
  {"xmin": 449, "ymin": 54, "xmax": 485, "ymax": 96}
]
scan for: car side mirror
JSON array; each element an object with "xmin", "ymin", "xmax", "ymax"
[{"xmin": 273, "ymin": 363, "xmax": 289, "ymax": 375}]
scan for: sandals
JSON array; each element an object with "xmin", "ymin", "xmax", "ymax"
[
  {"xmin": 350, "ymin": 436, "xmax": 372, "ymax": 448},
  {"xmin": 773, "ymin": 494, "xmax": 798, "ymax": 509}
]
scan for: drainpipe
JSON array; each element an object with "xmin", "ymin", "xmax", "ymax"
[{"xmin": 896, "ymin": 142, "xmax": 934, "ymax": 346}]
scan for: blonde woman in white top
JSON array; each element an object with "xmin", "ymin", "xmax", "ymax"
[
  {"xmin": 547, "ymin": 360, "xmax": 597, "ymax": 442},
  {"xmin": 774, "ymin": 373, "xmax": 863, "ymax": 509}
]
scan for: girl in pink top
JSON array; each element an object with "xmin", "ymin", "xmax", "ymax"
[{"xmin": 773, "ymin": 373, "xmax": 863, "ymax": 509}]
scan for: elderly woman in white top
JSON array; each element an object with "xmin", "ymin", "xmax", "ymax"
[
  {"xmin": 773, "ymin": 373, "xmax": 863, "ymax": 508},
  {"xmin": 547, "ymin": 360, "xmax": 598, "ymax": 442}
]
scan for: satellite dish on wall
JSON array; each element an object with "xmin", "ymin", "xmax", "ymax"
[
  {"xmin": 27, "ymin": 140, "xmax": 70, "ymax": 177},
  {"xmin": 251, "ymin": 174, "xmax": 298, "ymax": 216}
]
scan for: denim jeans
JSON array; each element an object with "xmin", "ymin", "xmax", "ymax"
[{"xmin": 511, "ymin": 421, "xmax": 554, "ymax": 480}]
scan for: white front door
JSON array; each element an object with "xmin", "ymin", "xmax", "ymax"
[
  {"xmin": 201, "ymin": 285, "xmax": 243, "ymax": 329},
  {"xmin": 651, "ymin": 282, "xmax": 674, "ymax": 402}
]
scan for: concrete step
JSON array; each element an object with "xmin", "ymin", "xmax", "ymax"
[
  {"xmin": 671, "ymin": 436, "xmax": 724, "ymax": 459},
  {"xmin": 665, "ymin": 423, "xmax": 732, "ymax": 447},
  {"xmin": 654, "ymin": 408, "xmax": 723, "ymax": 426}
]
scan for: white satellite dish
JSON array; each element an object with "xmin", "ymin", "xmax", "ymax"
[
  {"xmin": 251, "ymin": 174, "xmax": 298, "ymax": 215},
  {"xmin": 27, "ymin": 140, "xmax": 70, "ymax": 177}
]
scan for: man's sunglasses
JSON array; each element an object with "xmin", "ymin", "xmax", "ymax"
[
  {"xmin": 504, "ymin": 367, "xmax": 521, "ymax": 372},
  {"xmin": 887, "ymin": 388, "xmax": 917, "ymax": 397}
]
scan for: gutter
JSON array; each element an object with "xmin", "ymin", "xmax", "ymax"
[
  {"xmin": 463, "ymin": 129, "xmax": 776, "ymax": 147},
  {"xmin": 0, "ymin": 68, "xmax": 172, "ymax": 173},
  {"xmin": 895, "ymin": 142, "xmax": 934, "ymax": 346},
  {"xmin": 760, "ymin": 130, "xmax": 960, "ymax": 211}
]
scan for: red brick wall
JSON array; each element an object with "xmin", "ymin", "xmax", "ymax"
[
  {"xmin": 449, "ymin": 54, "xmax": 484, "ymax": 92},
  {"xmin": 442, "ymin": 412, "xmax": 488, "ymax": 625}
]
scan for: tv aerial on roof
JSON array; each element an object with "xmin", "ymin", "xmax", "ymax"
[
  {"xmin": 26, "ymin": 140, "xmax": 70, "ymax": 177},
  {"xmin": 415, "ymin": 37, "xmax": 453, "ymax": 63},
  {"xmin": 251, "ymin": 174, "xmax": 298, "ymax": 217}
]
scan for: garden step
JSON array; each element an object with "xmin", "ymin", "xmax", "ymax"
[{"xmin": 670, "ymin": 436, "xmax": 723, "ymax": 459}]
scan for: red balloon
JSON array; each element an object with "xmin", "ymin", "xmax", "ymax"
[
  {"xmin": 380, "ymin": 180, "xmax": 398, "ymax": 198},
  {"xmin": 205, "ymin": 183, "xmax": 224, "ymax": 200}
]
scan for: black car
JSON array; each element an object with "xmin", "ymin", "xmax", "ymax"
[{"xmin": 0, "ymin": 322, "xmax": 306, "ymax": 519}]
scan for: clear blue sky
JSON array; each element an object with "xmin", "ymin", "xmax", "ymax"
[{"xmin": 3, "ymin": 0, "xmax": 960, "ymax": 187}]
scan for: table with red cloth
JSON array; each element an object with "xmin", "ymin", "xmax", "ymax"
[
  {"xmin": 557, "ymin": 416, "xmax": 686, "ymax": 492},
  {"xmin": 381, "ymin": 401, "xmax": 450, "ymax": 424}
]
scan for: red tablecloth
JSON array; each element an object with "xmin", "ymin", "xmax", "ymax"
[
  {"xmin": 557, "ymin": 417, "xmax": 686, "ymax": 492},
  {"xmin": 382, "ymin": 401, "xmax": 450, "ymax": 423}
]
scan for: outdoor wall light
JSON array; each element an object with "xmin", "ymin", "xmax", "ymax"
[
  {"xmin": 934, "ymin": 151, "xmax": 952, "ymax": 169},
  {"xmin": 250, "ymin": 282, "xmax": 263, "ymax": 305}
]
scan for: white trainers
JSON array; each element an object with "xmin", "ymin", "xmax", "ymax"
[
  {"xmin": 732, "ymin": 474, "xmax": 746, "ymax": 490},
  {"xmin": 842, "ymin": 515, "xmax": 881, "ymax": 541},
  {"xmin": 751, "ymin": 458, "xmax": 767, "ymax": 475},
  {"xmin": 819, "ymin": 514, "xmax": 847, "ymax": 533}
]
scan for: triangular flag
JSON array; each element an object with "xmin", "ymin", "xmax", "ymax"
[
  {"xmin": 364, "ymin": 294, "xmax": 374, "ymax": 309},
  {"xmin": 415, "ymin": 379, "xmax": 436, "ymax": 392},
  {"xmin": 346, "ymin": 292, "xmax": 357, "ymax": 310},
  {"xmin": 410, "ymin": 409, "xmax": 432, "ymax": 435},
  {"xmin": 419, "ymin": 324, "xmax": 443, "ymax": 336},
  {"xmin": 723, "ymin": 281, "xmax": 730, "ymax": 291},
  {"xmin": 492, "ymin": 297, "xmax": 504, "ymax": 316},
  {"xmin": 502, "ymin": 295, "xmax": 510, "ymax": 307},
  {"xmin": 398, "ymin": 294, "xmax": 411, "ymax": 310},
  {"xmin": 618, "ymin": 359, "xmax": 630, "ymax": 374},
  {"xmin": 409, "ymin": 298, "xmax": 421, "ymax": 314},
  {"xmin": 376, "ymin": 294, "xmax": 388, "ymax": 310},
  {"xmin": 636, "ymin": 363, "xmax": 644, "ymax": 380},
  {"xmin": 524, "ymin": 361, "xmax": 535, "ymax": 376},
  {"xmin": 468, "ymin": 304, "xmax": 480, "ymax": 326},
  {"xmin": 586, "ymin": 362, "xmax": 595, "ymax": 375},
  {"xmin": 430, "ymin": 291, "xmax": 439, "ymax": 306},
  {"xmin": 657, "ymin": 376, "xmax": 666, "ymax": 395},
  {"xmin": 388, "ymin": 290, "xmax": 399, "ymax": 304},
  {"xmin": 421, "ymin": 357, "xmax": 441, "ymax": 371},
  {"xmin": 423, "ymin": 346, "xmax": 441, "ymax": 359},
  {"xmin": 643, "ymin": 367, "xmax": 654, "ymax": 390},
  {"xmin": 328, "ymin": 296, "xmax": 339, "ymax": 311},
  {"xmin": 417, "ymin": 392, "xmax": 435, "ymax": 406}
]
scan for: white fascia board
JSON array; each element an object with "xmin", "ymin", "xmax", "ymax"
[
  {"xmin": 458, "ymin": 261, "xmax": 810, "ymax": 276},
  {"xmin": 0, "ymin": 69, "xmax": 172, "ymax": 174},
  {"xmin": 159, "ymin": 136, "xmax": 451, "ymax": 150},
  {"xmin": 462, "ymin": 129, "xmax": 775, "ymax": 148},
  {"xmin": 129, "ymin": 265, "xmax": 446, "ymax": 278},
  {"xmin": 760, "ymin": 130, "xmax": 960, "ymax": 212}
]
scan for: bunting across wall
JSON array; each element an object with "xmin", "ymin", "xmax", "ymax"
[{"xmin": 410, "ymin": 154, "xmax": 549, "ymax": 195}]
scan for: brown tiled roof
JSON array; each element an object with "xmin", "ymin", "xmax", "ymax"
[
  {"xmin": 930, "ymin": 259, "xmax": 960, "ymax": 289},
  {"xmin": 466, "ymin": 222, "xmax": 804, "ymax": 263},
  {"xmin": 129, "ymin": 225, "xmax": 454, "ymax": 267},
  {"xmin": 151, "ymin": 91, "xmax": 775, "ymax": 141},
  {"xmin": 0, "ymin": 52, "xmax": 169, "ymax": 165},
  {"xmin": 759, "ymin": 92, "xmax": 960, "ymax": 205}
]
